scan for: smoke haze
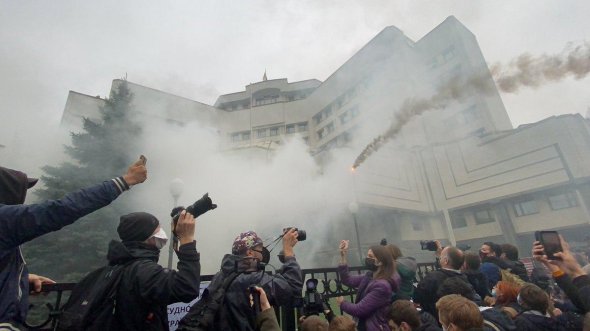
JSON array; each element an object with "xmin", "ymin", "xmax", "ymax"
[{"xmin": 352, "ymin": 41, "xmax": 590, "ymax": 169}]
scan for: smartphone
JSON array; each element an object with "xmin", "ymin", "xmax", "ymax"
[{"xmin": 535, "ymin": 231, "xmax": 563, "ymax": 260}]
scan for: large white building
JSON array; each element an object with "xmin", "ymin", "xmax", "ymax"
[{"xmin": 61, "ymin": 16, "xmax": 590, "ymax": 258}]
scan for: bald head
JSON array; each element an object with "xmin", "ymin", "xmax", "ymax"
[{"xmin": 441, "ymin": 246, "xmax": 465, "ymax": 270}]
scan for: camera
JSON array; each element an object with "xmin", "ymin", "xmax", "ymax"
[
  {"xmin": 171, "ymin": 193, "xmax": 217, "ymax": 235},
  {"xmin": 282, "ymin": 227, "xmax": 307, "ymax": 241},
  {"xmin": 301, "ymin": 279, "xmax": 333, "ymax": 321},
  {"xmin": 420, "ymin": 240, "xmax": 438, "ymax": 251}
]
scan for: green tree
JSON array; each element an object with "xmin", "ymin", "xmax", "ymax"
[{"xmin": 23, "ymin": 79, "xmax": 142, "ymax": 281}]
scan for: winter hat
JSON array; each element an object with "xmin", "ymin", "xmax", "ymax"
[
  {"xmin": 232, "ymin": 231, "xmax": 263, "ymax": 255},
  {"xmin": 0, "ymin": 166, "xmax": 38, "ymax": 205},
  {"xmin": 118, "ymin": 212, "xmax": 160, "ymax": 242}
]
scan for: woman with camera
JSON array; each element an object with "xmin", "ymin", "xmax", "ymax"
[{"xmin": 336, "ymin": 240, "xmax": 399, "ymax": 331}]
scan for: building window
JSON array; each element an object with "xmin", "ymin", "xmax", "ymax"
[
  {"xmin": 412, "ymin": 222, "xmax": 423, "ymax": 232},
  {"xmin": 231, "ymin": 133, "xmax": 240, "ymax": 142},
  {"xmin": 241, "ymin": 132, "xmax": 250, "ymax": 140},
  {"xmin": 340, "ymin": 111, "xmax": 351, "ymax": 124},
  {"xmin": 269, "ymin": 127, "xmax": 279, "ymax": 136},
  {"xmin": 286, "ymin": 124, "xmax": 296, "ymax": 134},
  {"xmin": 451, "ymin": 212, "xmax": 468, "ymax": 228},
  {"xmin": 254, "ymin": 95, "xmax": 278, "ymax": 106},
  {"xmin": 257, "ymin": 129, "xmax": 267, "ymax": 138},
  {"xmin": 462, "ymin": 105, "xmax": 480, "ymax": 123},
  {"xmin": 317, "ymin": 128, "xmax": 325, "ymax": 140},
  {"xmin": 298, "ymin": 122, "xmax": 308, "ymax": 132},
  {"xmin": 548, "ymin": 191, "xmax": 578, "ymax": 210},
  {"xmin": 474, "ymin": 209, "xmax": 495, "ymax": 225},
  {"xmin": 513, "ymin": 199, "xmax": 539, "ymax": 217},
  {"xmin": 326, "ymin": 122, "xmax": 335, "ymax": 134}
]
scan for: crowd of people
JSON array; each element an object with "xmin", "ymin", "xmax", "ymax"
[{"xmin": 2, "ymin": 156, "xmax": 590, "ymax": 331}]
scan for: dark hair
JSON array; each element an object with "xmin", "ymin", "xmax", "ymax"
[
  {"xmin": 437, "ymin": 277, "xmax": 475, "ymax": 299},
  {"xmin": 447, "ymin": 247, "xmax": 465, "ymax": 270},
  {"xmin": 464, "ymin": 252, "xmax": 481, "ymax": 271},
  {"xmin": 388, "ymin": 300, "xmax": 421, "ymax": 329},
  {"xmin": 370, "ymin": 245, "xmax": 396, "ymax": 281},
  {"xmin": 386, "ymin": 244, "xmax": 403, "ymax": 260},
  {"xmin": 483, "ymin": 242, "xmax": 502, "ymax": 256},
  {"xmin": 519, "ymin": 284, "xmax": 549, "ymax": 313},
  {"xmin": 500, "ymin": 243, "xmax": 519, "ymax": 261}
]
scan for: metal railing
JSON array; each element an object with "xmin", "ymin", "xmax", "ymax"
[{"xmin": 25, "ymin": 263, "xmax": 436, "ymax": 330}]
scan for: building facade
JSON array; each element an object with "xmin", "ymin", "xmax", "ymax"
[{"xmin": 60, "ymin": 16, "xmax": 590, "ymax": 258}]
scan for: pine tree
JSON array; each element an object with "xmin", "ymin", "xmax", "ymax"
[{"xmin": 23, "ymin": 80, "xmax": 142, "ymax": 281}]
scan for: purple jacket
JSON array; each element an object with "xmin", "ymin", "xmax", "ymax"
[{"xmin": 338, "ymin": 264, "xmax": 399, "ymax": 331}]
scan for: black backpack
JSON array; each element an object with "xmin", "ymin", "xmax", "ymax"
[
  {"xmin": 56, "ymin": 259, "xmax": 141, "ymax": 331},
  {"xmin": 177, "ymin": 271, "xmax": 240, "ymax": 331}
]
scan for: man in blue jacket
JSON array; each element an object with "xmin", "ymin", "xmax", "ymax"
[{"xmin": 0, "ymin": 156, "xmax": 147, "ymax": 329}]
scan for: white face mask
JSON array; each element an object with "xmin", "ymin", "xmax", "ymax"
[{"xmin": 152, "ymin": 228, "xmax": 168, "ymax": 250}]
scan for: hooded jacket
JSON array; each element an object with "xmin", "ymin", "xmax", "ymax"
[
  {"xmin": 211, "ymin": 253, "xmax": 302, "ymax": 331},
  {"xmin": 0, "ymin": 166, "xmax": 126, "ymax": 325},
  {"xmin": 395, "ymin": 256, "xmax": 417, "ymax": 300},
  {"xmin": 338, "ymin": 263, "xmax": 400, "ymax": 331},
  {"xmin": 414, "ymin": 268, "xmax": 470, "ymax": 319},
  {"xmin": 107, "ymin": 240, "xmax": 200, "ymax": 330},
  {"xmin": 514, "ymin": 311, "xmax": 567, "ymax": 331},
  {"xmin": 464, "ymin": 269, "xmax": 491, "ymax": 300}
]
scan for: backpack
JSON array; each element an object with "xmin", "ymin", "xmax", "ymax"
[
  {"xmin": 56, "ymin": 259, "xmax": 141, "ymax": 331},
  {"xmin": 177, "ymin": 271, "xmax": 240, "ymax": 331}
]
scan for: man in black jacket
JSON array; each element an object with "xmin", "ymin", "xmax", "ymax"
[
  {"xmin": 109, "ymin": 210, "xmax": 201, "ymax": 330},
  {"xmin": 414, "ymin": 244, "xmax": 469, "ymax": 319},
  {"xmin": 500, "ymin": 243, "xmax": 530, "ymax": 282},
  {"xmin": 212, "ymin": 229, "xmax": 303, "ymax": 331},
  {"xmin": 0, "ymin": 157, "xmax": 147, "ymax": 329}
]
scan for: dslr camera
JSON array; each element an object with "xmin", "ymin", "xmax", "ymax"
[
  {"xmin": 171, "ymin": 193, "xmax": 217, "ymax": 236},
  {"xmin": 420, "ymin": 240, "xmax": 438, "ymax": 251},
  {"xmin": 282, "ymin": 227, "xmax": 307, "ymax": 241}
]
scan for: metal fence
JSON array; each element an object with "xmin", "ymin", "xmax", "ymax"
[{"xmin": 25, "ymin": 262, "xmax": 436, "ymax": 331}]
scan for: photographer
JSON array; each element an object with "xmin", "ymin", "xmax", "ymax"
[
  {"xmin": 182, "ymin": 229, "xmax": 303, "ymax": 330},
  {"xmin": 103, "ymin": 210, "xmax": 201, "ymax": 330},
  {"xmin": 0, "ymin": 156, "xmax": 147, "ymax": 329}
]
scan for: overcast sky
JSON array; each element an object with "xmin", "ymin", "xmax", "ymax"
[{"xmin": 1, "ymin": 1, "xmax": 589, "ymax": 149}]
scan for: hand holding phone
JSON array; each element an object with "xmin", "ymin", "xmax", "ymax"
[{"xmin": 535, "ymin": 231, "xmax": 563, "ymax": 260}]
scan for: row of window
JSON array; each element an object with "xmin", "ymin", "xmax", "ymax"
[
  {"xmin": 513, "ymin": 191, "xmax": 578, "ymax": 217},
  {"xmin": 449, "ymin": 191, "xmax": 579, "ymax": 229},
  {"xmin": 444, "ymin": 104, "xmax": 480, "ymax": 127},
  {"xmin": 313, "ymin": 86, "xmax": 359, "ymax": 125},
  {"xmin": 316, "ymin": 106, "xmax": 360, "ymax": 142},
  {"xmin": 230, "ymin": 122, "xmax": 309, "ymax": 142},
  {"xmin": 430, "ymin": 45, "xmax": 456, "ymax": 70}
]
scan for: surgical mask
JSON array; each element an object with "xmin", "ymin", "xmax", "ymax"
[
  {"xmin": 491, "ymin": 289, "xmax": 497, "ymax": 297},
  {"xmin": 479, "ymin": 250, "xmax": 488, "ymax": 260},
  {"xmin": 517, "ymin": 294, "xmax": 524, "ymax": 307},
  {"xmin": 364, "ymin": 257, "xmax": 379, "ymax": 271},
  {"xmin": 152, "ymin": 228, "xmax": 168, "ymax": 250}
]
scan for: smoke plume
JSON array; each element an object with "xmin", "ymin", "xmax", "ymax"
[{"xmin": 352, "ymin": 42, "xmax": 590, "ymax": 169}]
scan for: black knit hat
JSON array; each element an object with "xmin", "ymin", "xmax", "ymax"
[{"xmin": 117, "ymin": 212, "xmax": 160, "ymax": 242}]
